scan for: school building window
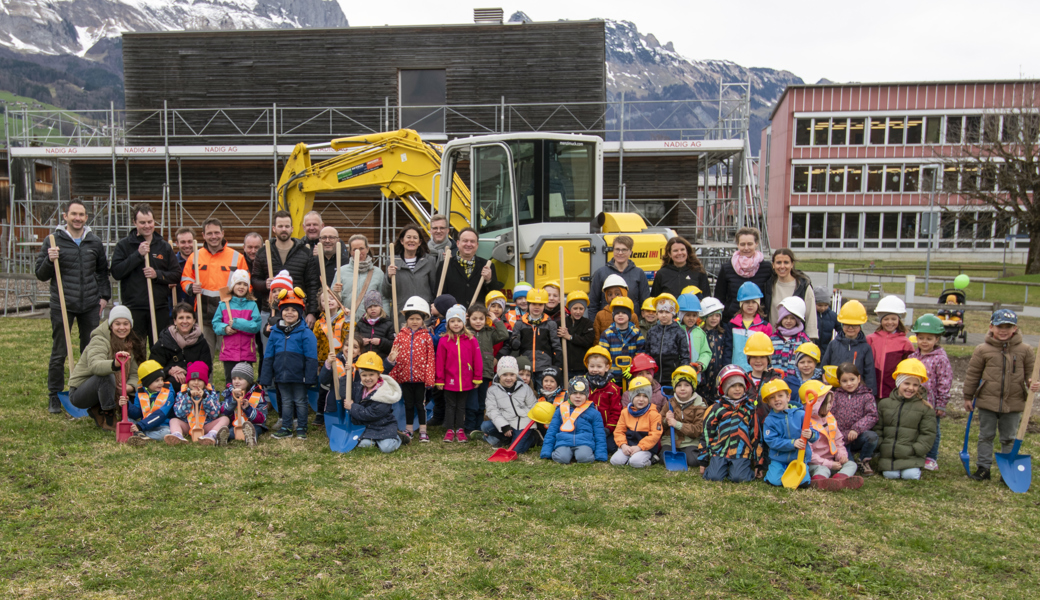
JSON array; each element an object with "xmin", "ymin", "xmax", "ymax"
[
  {"xmin": 792, "ymin": 113, "xmax": 1040, "ymax": 147},
  {"xmin": 791, "ymin": 163, "xmax": 987, "ymax": 195},
  {"xmin": 788, "ymin": 209, "xmax": 1028, "ymax": 250}
]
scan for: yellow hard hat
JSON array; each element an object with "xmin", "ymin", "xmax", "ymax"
[
  {"xmin": 759, "ymin": 379, "xmax": 790, "ymax": 401},
  {"xmin": 610, "ymin": 296, "xmax": 635, "ymax": 312},
  {"xmin": 527, "ymin": 401, "xmax": 556, "ymax": 425},
  {"xmin": 485, "ymin": 290, "xmax": 507, "ymax": 306},
  {"xmin": 892, "ymin": 358, "xmax": 929, "ymax": 383},
  {"xmin": 583, "ymin": 345, "xmax": 612, "ymax": 367},
  {"xmin": 138, "ymin": 360, "xmax": 164, "ymax": 383},
  {"xmin": 628, "ymin": 377, "xmax": 654, "ymax": 400},
  {"xmin": 654, "ymin": 293, "xmax": 678, "ymax": 312},
  {"xmin": 355, "ymin": 351, "xmax": 384, "ymax": 373},
  {"xmin": 526, "ymin": 289, "xmax": 549, "ymax": 305},
  {"xmin": 542, "ymin": 280, "xmax": 561, "ymax": 291},
  {"xmin": 822, "ymin": 365, "xmax": 839, "ymax": 387},
  {"xmin": 799, "ymin": 380, "xmax": 833, "ymax": 405},
  {"xmin": 837, "ymin": 299, "xmax": 868, "ymax": 325},
  {"xmin": 641, "ymin": 297, "xmax": 656, "ymax": 311},
  {"xmin": 671, "ymin": 365, "xmax": 699, "ymax": 389},
  {"xmin": 681, "ymin": 285, "xmax": 702, "ymax": 296},
  {"xmin": 743, "ymin": 331, "xmax": 775, "ymax": 357},
  {"xmin": 794, "ymin": 342, "xmax": 821, "ymax": 364},
  {"xmin": 566, "ymin": 290, "xmax": 589, "ymax": 306}
]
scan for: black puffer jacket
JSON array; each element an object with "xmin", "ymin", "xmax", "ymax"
[
  {"xmin": 563, "ymin": 314, "xmax": 596, "ymax": 374},
  {"xmin": 357, "ymin": 315, "xmax": 396, "ymax": 359},
  {"xmin": 110, "ymin": 231, "xmax": 181, "ymax": 310},
  {"xmin": 651, "ymin": 263, "xmax": 711, "ymax": 299},
  {"xmin": 713, "ymin": 259, "xmax": 774, "ymax": 322},
  {"xmin": 35, "ymin": 226, "xmax": 111, "ymax": 314},
  {"xmin": 646, "ymin": 321, "xmax": 690, "ymax": 384},
  {"xmin": 149, "ymin": 325, "xmax": 214, "ymax": 379},
  {"xmin": 250, "ymin": 238, "xmax": 319, "ymax": 315}
]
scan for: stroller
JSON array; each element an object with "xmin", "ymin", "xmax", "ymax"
[{"xmin": 936, "ymin": 289, "xmax": 967, "ymax": 344}]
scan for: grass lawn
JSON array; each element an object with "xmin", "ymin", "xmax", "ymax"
[{"xmin": 3, "ymin": 318, "xmax": 1040, "ymax": 599}]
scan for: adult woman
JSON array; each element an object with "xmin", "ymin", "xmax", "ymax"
[
  {"xmin": 150, "ymin": 302, "xmax": 214, "ymax": 384},
  {"xmin": 337, "ymin": 234, "xmax": 391, "ymax": 318},
  {"xmin": 385, "ymin": 224, "xmax": 439, "ymax": 321},
  {"xmin": 587, "ymin": 235, "xmax": 651, "ymax": 316},
  {"xmin": 69, "ymin": 305, "xmax": 146, "ymax": 430},
  {"xmin": 767, "ymin": 248, "xmax": 818, "ymax": 339},
  {"xmin": 650, "ymin": 236, "xmax": 710, "ymax": 299},
  {"xmin": 712, "ymin": 227, "xmax": 774, "ymax": 322}
]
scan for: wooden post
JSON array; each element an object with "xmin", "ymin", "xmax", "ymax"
[
  {"xmin": 436, "ymin": 247, "xmax": 451, "ymax": 297},
  {"xmin": 389, "ymin": 243, "xmax": 399, "ymax": 332},
  {"xmin": 344, "ymin": 249, "xmax": 362, "ymax": 409},
  {"xmin": 192, "ymin": 241, "xmax": 203, "ymax": 326},
  {"xmin": 145, "ymin": 253, "xmax": 158, "ymax": 343}
]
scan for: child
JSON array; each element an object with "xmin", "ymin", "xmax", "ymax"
[
  {"xmin": 742, "ymin": 332, "xmax": 786, "ymax": 429},
  {"xmin": 485, "ymin": 291, "xmax": 509, "ymax": 330},
  {"xmin": 313, "ymin": 289, "xmax": 350, "ymax": 420},
  {"xmin": 770, "ymin": 296, "xmax": 812, "ymax": 377},
  {"xmin": 212, "ymin": 269, "xmax": 262, "ymax": 382},
  {"xmin": 358, "ymin": 290, "xmax": 395, "ymax": 360},
  {"xmin": 696, "ymin": 297, "xmax": 727, "ymax": 404},
  {"xmin": 722, "ymin": 282, "xmax": 773, "ymax": 371},
  {"xmin": 388, "ymin": 296, "xmax": 436, "ymax": 442},
  {"xmin": 543, "ymin": 281, "xmax": 562, "ymax": 322},
  {"xmin": 425, "ymin": 293, "xmax": 455, "ymax": 427},
  {"xmin": 508, "ymin": 288, "xmax": 561, "ymax": 377},
  {"xmin": 435, "ymin": 304, "xmax": 482, "ymax": 442},
  {"xmin": 599, "ymin": 296, "xmax": 645, "ymax": 383},
  {"xmin": 874, "ymin": 359, "xmax": 937, "ymax": 480},
  {"xmin": 962, "ymin": 309, "xmax": 1040, "ymax": 481},
  {"xmin": 264, "ymin": 269, "xmax": 296, "ymax": 338},
  {"xmin": 505, "ymin": 282, "xmax": 531, "ymax": 330},
  {"xmin": 806, "ymin": 380, "xmax": 864, "ymax": 490},
  {"xmin": 331, "ymin": 351, "xmax": 408, "ymax": 453},
  {"xmin": 517, "ymin": 356, "xmax": 533, "ymax": 388},
  {"xmin": 219, "ymin": 362, "xmax": 268, "ymax": 446},
  {"xmin": 482, "ymin": 356, "xmax": 539, "ymax": 453},
  {"xmin": 783, "ymin": 342, "xmax": 823, "ymax": 401},
  {"xmin": 584, "ymin": 346, "xmax": 624, "ymax": 453},
  {"xmin": 557, "ymin": 291, "xmax": 596, "ymax": 377},
  {"xmin": 610, "ymin": 376, "xmax": 663, "ymax": 468},
  {"xmin": 125, "ymin": 360, "xmax": 176, "ymax": 446},
  {"xmin": 594, "ymin": 274, "xmax": 629, "ymax": 341},
  {"xmin": 700, "ymin": 365, "xmax": 763, "ymax": 482},
  {"xmin": 540, "ymin": 376, "xmax": 609, "ymax": 464},
  {"xmin": 640, "ymin": 297, "xmax": 659, "ymax": 332},
  {"xmin": 762, "ymin": 379, "xmax": 817, "ymax": 487},
  {"xmin": 467, "ymin": 303, "xmax": 509, "ymax": 436},
  {"xmin": 259, "ymin": 289, "xmax": 319, "ymax": 440},
  {"xmin": 909, "ymin": 314, "xmax": 953, "ymax": 471},
  {"xmin": 830, "ymin": 362, "xmax": 879, "ymax": 477},
  {"xmin": 538, "ymin": 366, "xmax": 566, "ymax": 406},
  {"xmin": 165, "ymin": 361, "xmax": 228, "ymax": 445},
  {"xmin": 645, "ymin": 293, "xmax": 689, "ymax": 385},
  {"xmin": 662, "ymin": 365, "xmax": 708, "ymax": 468},
  {"xmin": 867, "ymin": 296, "xmax": 913, "ymax": 399},
  {"xmin": 678, "ymin": 293, "xmax": 713, "ymax": 378},
  {"xmin": 820, "ymin": 300, "xmax": 877, "ymax": 396},
  {"xmin": 620, "ymin": 353, "xmax": 667, "ymax": 414},
  {"xmin": 814, "ymin": 286, "xmax": 838, "ymax": 357}
]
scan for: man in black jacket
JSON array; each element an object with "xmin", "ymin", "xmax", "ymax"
[
  {"xmin": 110, "ymin": 204, "xmax": 180, "ymax": 349},
  {"xmin": 439, "ymin": 227, "xmax": 500, "ymax": 307},
  {"xmin": 250, "ymin": 210, "xmax": 320, "ymax": 341},
  {"xmin": 35, "ymin": 201, "xmax": 111, "ymax": 413}
]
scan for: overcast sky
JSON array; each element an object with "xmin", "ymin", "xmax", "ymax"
[{"xmin": 335, "ymin": 0, "xmax": 1040, "ymax": 84}]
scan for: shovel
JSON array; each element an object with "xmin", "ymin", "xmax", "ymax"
[
  {"xmin": 190, "ymin": 399, "xmax": 204, "ymax": 442},
  {"xmin": 115, "ymin": 353, "xmax": 133, "ymax": 444},
  {"xmin": 663, "ymin": 426, "xmax": 688, "ymax": 471},
  {"xmin": 58, "ymin": 392, "xmax": 88, "ymax": 419},
  {"xmin": 326, "ymin": 404, "xmax": 366, "ymax": 453},
  {"xmin": 488, "ymin": 420, "xmax": 537, "ymax": 462},
  {"xmin": 781, "ymin": 391, "xmax": 817, "ymax": 489},
  {"xmin": 995, "ymin": 351, "xmax": 1039, "ymax": 493},
  {"xmin": 961, "ymin": 388, "xmax": 980, "ymax": 477}
]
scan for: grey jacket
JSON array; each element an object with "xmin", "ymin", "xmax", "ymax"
[
  {"xmin": 337, "ymin": 259, "xmax": 392, "ymax": 318},
  {"xmin": 588, "ymin": 260, "xmax": 651, "ymax": 316},
  {"xmin": 382, "ymin": 253, "xmax": 439, "ymax": 321},
  {"xmin": 485, "ymin": 376, "xmax": 538, "ymax": 433}
]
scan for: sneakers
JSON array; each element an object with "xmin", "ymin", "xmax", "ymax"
[
  {"xmin": 969, "ymin": 466, "xmax": 991, "ymax": 481},
  {"xmin": 924, "ymin": 458, "xmax": 938, "ymax": 471},
  {"xmin": 842, "ymin": 476, "xmax": 865, "ymax": 490},
  {"xmin": 456, "ymin": 428, "xmax": 468, "ymax": 443},
  {"xmin": 443, "ymin": 429, "xmax": 455, "ymax": 443},
  {"xmin": 856, "ymin": 459, "xmax": 874, "ymax": 477},
  {"xmin": 200, "ymin": 432, "xmax": 218, "ymax": 446},
  {"xmin": 216, "ymin": 426, "xmax": 230, "ymax": 446},
  {"xmin": 164, "ymin": 432, "xmax": 186, "ymax": 445},
  {"xmin": 242, "ymin": 422, "xmax": 257, "ymax": 447},
  {"xmin": 398, "ymin": 431, "xmax": 412, "ymax": 445},
  {"xmin": 48, "ymin": 395, "xmax": 62, "ymax": 414},
  {"xmin": 127, "ymin": 431, "xmax": 151, "ymax": 447},
  {"xmin": 272, "ymin": 428, "xmax": 293, "ymax": 439},
  {"xmin": 296, "ymin": 430, "xmax": 307, "ymax": 440},
  {"xmin": 418, "ymin": 431, "xmax": 430, "ymax": 442},
  {"xmin": 468, "ymin": 429, "xmax": 484, "ymax": 442},
  {"xmin": 810, "ymin": 476, "xmax": 844, "ymax": 491}
]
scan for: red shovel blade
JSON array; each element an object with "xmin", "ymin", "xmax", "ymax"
[
  {"xmin": 488, "ymin": 448, "xmax": 518, "ymax": 462},
  {"xmin": 116, "ymin": 404, "xmax": 133, "ymax": 443}
]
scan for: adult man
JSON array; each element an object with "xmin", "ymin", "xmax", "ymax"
[
  {"xmin": 110, "ymin": 204, "xmax": 180, "ymax": 348},
  {"xmin": 301, "ymin": 211, "xmax": 324, "ymax": 256},
  {"xmin": 242, "ymin": 232, "xmax": 263, "ymax": 272},
  {"xmin": 180, "ymin": 218, "xmax": 249, "ymax": 358},
  {"xmin": 314, "ymin": 226, "xmax": 350, "ymax": 289},
  {"xmin": 587, "ymin": 235, "xmax": 651, "ymax": 316},
  {"xmin": 427, "ymin": 213, "xmax": 457, "ymax": 254},
  {"xmin": 35, "ymin": 200, "xmax": 111, "ymax": 413},
  {"xmin": 250, "ymin": 210, "xmax": 320, "ymax": 337},
  {"xmin": 440, "ymin": 227, "xmax": 500, "ymax": 306},
  {"xmin": 173, "ymin": 228, "xmax": 195, "ymax": 308}
]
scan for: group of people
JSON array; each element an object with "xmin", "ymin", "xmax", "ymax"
[{"xmin": 37, "ymin": 206, "xmax": 1034, "ymax": 487}]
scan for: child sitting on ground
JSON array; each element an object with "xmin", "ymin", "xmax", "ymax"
[
  {"xmin": 584, "ymin": 347, "xmax": 624, "ymax": 454},
  {"xmin": 328, "ymin": 351, "xmax": 409, "ymax": 453},
  {"xmin": 517, "ymin": 356, "xmax": 533, "ymax": 388},
  {"xmin": 806, "ymin": 380, "xmax": 864, "ymax": 490},
  {"xmin": 762, "ymin": 379, "xmax": 817, "ymax": 487},
  {"xmin": 388, "ymin": 296, "xmax": 436, "ymax": 442},
  {"xmin": 620, "ymin": 353, "xmax": 667, "ymax": 414},
  {"xmin": 700, "ymin": 365, "xmax": 763, "ymax": 482},
  {"xmin": 219, "ymin": 362, "xmax": 268, "ymax": 447},
  {"xmin": 538, "ymin": 366, "xmax": 566, "ymax": 406},
  {"xmin": 830, "ymin": 362, "xmax": 879, "ymax": 477},
  {"xmin": 610, "ymin": 377, "xmax": 663, "ymax": 468},
  {"xmin": 645, "ymin": 294, "xmax": 689, "ymax": 385},
  {"xmin": 482, "ymin": 356, "xmax": 538, "ymax": 453},
  {"xmin": 662, "ymin": 366, "xmax": 708, "ymax": 469},
  {"xmin": 909, "ymin": 314, "xmax": 953, "ymax": 471},
  {"xmin": 260, "ymin": 289, "xmax": 319, "ymax": 440},
  {"xmin": 640, "ymin": 297, "xmax": 659, "ymax": 332},
  {"xmin": 599, "ymin": 296, "xmax": 645, "ymax": 384},
  {"xmin": 874, "ymin": 359, "xmax": 937, "ymax": 480},
  {"xmin": 822, "ymin": 300, "xmax": 877, "ymax": 396},
  {"xmin": 125, "ymin": 360, "xmax": 176, "ymax": 446},
  {"xmin": 166, "ymin": 361, "xmax": 228, "ymax": 445},
  {"xmin": 540, "ymin": 376, "xmax": 608, "ymax": 464},
  {"xmin": 770, "ymin": 296, "xmax": 812, "ymax": 377}
]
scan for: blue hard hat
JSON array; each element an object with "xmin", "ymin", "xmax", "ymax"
[
  {"xmin": 991, "ymin": 308, "xmax": 1018, "ymax": 326},
  {"xmin": 736, "ymin": 282, "xmax": 764, "ymax": 302},
  {"xmin": 678, "ymin": 293, "xmax": 701, "ymax": 313}
]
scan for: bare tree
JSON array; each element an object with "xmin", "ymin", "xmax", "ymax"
[{"xmin": 937, "ymin": 84, "xmax": 1040, "ymax": 273}]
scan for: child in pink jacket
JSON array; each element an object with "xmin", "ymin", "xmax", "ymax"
[
  {"xmin": 866, "ymin": 301, "xmax": 913, "ymax": 399},
  {"xmin": 435, "ymin": 304, "xmax": 483, "ymax": 443},
  {"xmin": 808, "ymin": 389, "xmax": 864, "ymax": 491}
]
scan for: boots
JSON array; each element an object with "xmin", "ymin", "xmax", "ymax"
[
  {"xmin": 833, "ymin": 473, "xmax": 864, "ymax": 490},
  {"xmin": 809, "ymin": 475, "xmax": 843, "ymax": 491},
  {"xmin": 48, "ymin": 394, "xmax": 62, "ymax": 414},
  {"xmin": 969, "ymin": 466, "xmax": 991, "ymax": 481}
]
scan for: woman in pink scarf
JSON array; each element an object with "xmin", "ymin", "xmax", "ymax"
[{"xmin": 712, "ymin": 227, "xmax": 774, "ymax": 322}]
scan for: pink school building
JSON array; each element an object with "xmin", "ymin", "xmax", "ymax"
[{"xmin": 759, "ymin": 80, "xmax": 1040, "ymax": 262}]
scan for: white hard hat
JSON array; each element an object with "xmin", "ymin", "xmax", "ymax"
[
  {"xmin": 402, "ymin": 296, "xmax": 431, "ymax": 317},
  {"xmin": 874, "ymin": 295, "xmax": 907, "ymax": 316},
  {"xmin": 699, "ymin": 297, "xmax": 724, "ymax": 316},
  {"xmin": 779, "ymin": 296, "xmax": 807, "ymax": 321},
  {"xmin": 603, "ymin": 274, "xmax": 628, "ymax": 290}
]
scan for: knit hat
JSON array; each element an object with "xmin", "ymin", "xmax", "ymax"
[
  {"xmin": 363, "ymin": 289, "xmax": 382, "ymax": 309},
  {"xmin": 137, "ymin": 360, "xmax": 164, "ymax": 389},
  {"xmin": 541, "ymin": 366, "xmax": 561, "ymax": 389},
  {"xmin": 895, "ymin": 373, "xmax": 922, "ymax": 389},
  {"xmin": 629, "ymin": 381, "xmax": 652, "ymax": 401},
  {"xmin": 108, "ymin": 304, "xmax": 133, "ymax": 326},
  {"xmin": 793, "ymin": 351, "xmax": 818, "ymax": 366},
  {"xmin": 433, "ymin": 294, "xmax": 456, "ymax": 317},
  {"xmin": 568, "ymin": 376, "xmax": 590, "ymax": 396},
  {"xmin": 566, "ymin": 297, "xmax": 588, "ymax": 310},
  {"xmin": 813, "ymin": 286, "xmax": 828, "ymax": 302},
  {"xmin": 497, "ymin": 356, "xmax": 518, "ymax": 376},
  {"xmin": 230, "ymin": 362, "xmax": 255, "ymax": 388},
  {"xmin": 778, "ymin": 306, "xmax": 803, "ymax": 324},
  {"xmin": 271, "ymin": 270, "xmax": 294, "ymax": 293},
  {"xmin": 445, "ymin": 304, "xmax": 467, "ymax": 323},
  {"xmin": 612, "ymin": 304, "xmax": 632, "ymax": 318},
  {"xmin": 512, "ymin": 282, "xmax": 533, "ymax": 298},
  {"xmin": 229, "ymin": 269, "xmax": 250, "ymax": 289},
  {"xmin": 516, "ymin": 356, "xmax": 533, "ymax": 373},
  {"xmin": 186, "ymin": 361, "xmax": 209, "ymax": 385}
]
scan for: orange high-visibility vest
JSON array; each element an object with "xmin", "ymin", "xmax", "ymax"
[
  {"xmin": 137, "ymin": 386, "xmax": 172, "ymax": 417},
  {"xmin": 560, "ymin": 401, "xmax": 592, "ymax": 432},
  {"xmin": 181, "ymin": 383, "xmax": 213, "ymax": 431}
]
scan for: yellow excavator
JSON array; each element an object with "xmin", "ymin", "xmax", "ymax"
[{"xmin": 277, "ymin": 129, "xmax": 673, "ymax": 295}]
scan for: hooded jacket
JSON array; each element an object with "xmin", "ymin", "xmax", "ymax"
[
  {"xmin": 770, "ymin": 329, "xmax": 812, "ymax": 378},
  {"xmin": 357, "ymin": 315, "xmax": 395, "ymax": 358},
  {"xmin": 646, "ymin": 320, "xmax": 690, "ymax": 384},
  {"xmin": 682, "ymin": 323, "xmax": 713, "ymax": 372},
  {"xmin": 963, "ymin": 331, "xmax": 1035, "ymax": 414},
  {"xmin": 388, "ymin": 326, "xmax": 436, "ymax": 386},
  {"xmin": 35, "ymin": 225, "xmax": 111, "ymax": 314},
  {"xmin": 485, "ymin": 376, "xmax": 538, "ymax": 433},
  {"xmin": 697, "ymin": 324, "xmax": 726, "ymax": 403},
  {"xmin": 873, "ymin": 386, "xmax": 937, "ymax": 472},
  {"xmin": 763, "ymin": 405, "xmax": 819, "ymax": 466},
  {"xmin": 663, "ymin": 391, "xmax": 708, "ymax": 449},
  {"xmin": 816, "ymin": 307, "xmax": 839, "ymax": 356},
  {"xmin": 212, "ymin": 296, "xmax": 262, "ymax": 362},
  {"xmin": 510, "ymin": 313, "xmax": 562, "ymax": 372},
  {"xmin": 910, "ymin": 346, "xmax": 953, "ymax": 411},
  {"xmin": 349, "ymin": 375, "xmax": 403, "ymax": 440},
  {"xmin": 589, "ymin": 379, "xmax": 624, "ymax": 434},
  {"xmin": 830, "ymin": 382, "xmax": 878, "ymax": 440},
  {"xmin": 614, "ymin": 403, "xmax": 664, "ymax": 451},
  {"xmin": 588, "ymin": 260, "xmax": 651, "ymax": 316},
  {"xmin": 650, "ymin": 263, "xmax": 711, "ymax": 299},
  {"xmin": 722, "ymin": 313, "xmax": 774, "ymax": 371},
  {"xmin": 599, "ymin": 323, "xmax": 646, "ymax": 376},
  {"xmin": 259, "ymin": 319, "xmax": 319, "ymax": 386},
  {"xmin": 435, "ymin": 333, "xmax": 483, "ymax": 392},
  {"xmin": 250, "ymin": 238, "xmax": 319, "ymax": 315},
  {"xmin": 621, "ymin": 377, "xmax": 668, "ymax": 414},
  {"xmin": 809, "ymin": 400, "xmax": 848, "ymax": 470},
  {"xmin": 69, "ymin": 319, "xmax": 141, "ymax": 390},
  {"xmin": 866, "ymin": 329, "xmax": 914, "ymax": 399},
  {"xmin": 820, "ymin": 330, "xmax": 877, "ymax": 396},
  {"xmin": 149, "ymin": 325, "xmax": 214, "ymax": 380},
  {"xmin": 562, "ymin": 313, "xmax": 596, "ymax": 375},
  {"xmin": 540, "ymin": 400, "xmax": 609, "ymax": 461},
  {"xmin": 698, "ymin": 394, "xmax": 763, "ymax": 467},
  {"xmin": 110, "ymin": 230, "xmax": 180, "ymax": 311}
]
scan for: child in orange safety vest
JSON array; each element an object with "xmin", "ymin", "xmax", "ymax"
[
  {"xmin": 124, "ymin": 360, "xmax": 176, "ymax": 446},
  {"xmin": 219, "ymin": 362, "xmax": 269, "ymax": 447},
  {"xmin": 540, "ymin": 376, "xmax": 609, "ymax": 464}
]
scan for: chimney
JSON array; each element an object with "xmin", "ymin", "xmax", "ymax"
[{"xmin": 473, "ymin": 8, "xmax": 504, "ymax": 24}]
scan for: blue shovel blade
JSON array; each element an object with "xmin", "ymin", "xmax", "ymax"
[
  {"xmin": 59, "ymin": 391, "xmax": 89, "ymax": 419},
  {"xmin": 267, "ymin": 390, "xmax": 279, "ymax": 414},
  {"xmin": 995, "ymin": 440, "xmax": 1032, "ymax": 494},
  {"xmin": 326, "ymin": 405, "xmax": 364, "ymax": 453}
]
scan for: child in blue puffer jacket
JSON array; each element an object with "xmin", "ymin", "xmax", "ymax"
[
  {"xmin": 541, "ymin": 376, "xmax": 608, "ymax": 464},
  {"xmin": 125, "ymin": 360, "xmax": 176, "ymax": 446},
  {"xmin": 220, "ymin": 362, "xmax": 269, "ymax": 447},
  {"xmin": 260, "ymin": 290, "xmax": 318, "ymax": 440},
  {"xmin": 762, "ymin": 379, "xmax": 818, "ymax": 487}
]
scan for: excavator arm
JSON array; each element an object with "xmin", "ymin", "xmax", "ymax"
[{"xmin": 276, "ymin": 129, "xmax": 473, "ymax": 238}]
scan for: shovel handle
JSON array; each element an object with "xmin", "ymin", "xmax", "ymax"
[
  {"xmin": 504, "ymin": 420, "xmax": 536, "ymax": 453},
  {"xmin": 1016, "ymin": 342, "xmax": 1040, "ymax": 442}
]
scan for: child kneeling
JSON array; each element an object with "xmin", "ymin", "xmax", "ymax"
[
  {"xmin": 762, "ymin": 379, "xmax": 818, "ymax": 487},
  {"xmin": 326, "ymin": 351, "xmax": 409, "ymax": 453},
  {"xmin": 541, "ymin": 376, "xmax": 608, "ymax": 464},
  {"xmin": 874, "ymin": 359, "xmax": 936, "ymax": 480},
  {"xmin": 807, "ymin": 381, "xmax": 864, "ymax": 490},
  {"xmin": 220, "ymin": 362, "xmax": 269, "ymax": 447},
  {"xmin": 611, "ymin": 377, "xmax": 663, "ymax": 467},
  {"xmin": 700, "ymin": 366, "xmax": 764, "ymax": 482}
]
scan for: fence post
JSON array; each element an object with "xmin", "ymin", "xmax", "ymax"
[
  {"xmin": 1026, "ymin": 286, "xmax": 1030, "ymax": 305},
  {"xmin": 982, "ymin": 282, "xmax": 986, "ymax": 300},
  {"xmin": 827, "ymin": 263, "xmax": 835, "ymax": 293},
  {"xmin": 905, "ymin": 275, "xmax": 916, "ymax": 324}
]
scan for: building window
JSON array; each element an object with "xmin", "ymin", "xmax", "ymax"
[
  {"xmin": 844, "ymin": 212, "xmax": 860, "ymax": 248},
  {"xmin": 925, "ymin": 116, "xmax": 942, "ymax": 144},
  {"xmin": 793, "ymin": 166, "xmax": 809, "ymax": 193},
  {"xmin": 962, "ymin": 165, "xmax": 979, "ymax": 191},
  {"xmin": 942, "ymin": 166, "xmax": 959, "ymax": 191},
  {"xmin": 921, "ymin": 166, "xmax": 937, "ymax": 193},
  {"xmin": 399, "ymin": 69, "xmax": 447, "ymax": 134},
  {"xmin": 870, "ymin": 118, "xmax": 886, "ymax": 145},
  {"xmin": 958, "ymin": 212, "xmax": 976, "ymax": 248},
  {"xmin": 813, "ymin": 119, "xmax": 830, "ymax": 146},
  {"xmin": 900, "ymin": 213, "xmax": 917, "ymax": 248},
  {"xmin": 849, "ymin": 118, "xmax": 866, "ymax": 145},
  {"xmin": 795, "ymin": 119, "xmax": 812, "ymax": 146},
  {"xmin": 810, "ymin": 166, "xmax": 827, "ymax": 193},
  {"xmin": 828, "ymin": 166, "xmax": 845, "ymax": 193},
  {"xmin": 831, "ymin": 118, "xmax": 847, "ymax": 145},
  {"xmin": 903, "ymin": 165, "xmax": 920, "ymax": 192},
  {"xmin": 984, "ymin": 115, "xmax": 1001, "ymax": 144},
  {"xmin": 965, "ymin": 116, "xmax": 981, "ymax": 144},
  {"xmin": 887, "ymin": 117, "xmax": 905, "ymax": 145},
  {"xmin": 905, "ymin": 116, "xmax": 924, "ymax": 144},
  {"xmin": 946, "ymin": 116, "xmax": 963, "ymax": 144},
  {"xmin": 881, "ymin": 213, "xmax": 899, "ymax": 247},
  {"xmin": 885, "ymin": 166, "xmax": 902, "ymax": 192},
  {"xmin": 980, "ymin": 163, "xmax": 997, "ymax": 191},
  {"xmin": 867, "ymin": 165, "xmax": 884, "ymax": 192},
  {"xmin": 847, "ymin": 165, "xmax": 863, "ymax": 192},
  {"xmin": 790, "ymin": 212, "xmax": 807, "ymax": 243},
  {"xmin": 808, "ymin": 212, "xmax": 825, "ymax": 246},
  {"xmin": 1002, "ymin": 115, "xmax": 1019, "ymax": 143},
  {"xmin": 826, "ymin": 213, "xmax": 842, "ymax": 247},
  {"xmin": 864, "ymin": 213, "xmax": 880, "ymax": 248}
]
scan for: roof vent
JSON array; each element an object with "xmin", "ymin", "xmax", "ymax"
[{"xmin": 474, "ymin": 8, "xmax": 504, "ymax": 24}]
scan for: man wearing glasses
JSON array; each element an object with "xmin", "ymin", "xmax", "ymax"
[
  {"xmin": 427, "ymin": 214, "xmax": 457, "ymax": 255},
  {"xmin": 587, "ymin": 235, "xmax": 651, "ymax": 316},
  {"xmin": 314, "ymin": 227, "xmax": 350, "ymax": 291}
]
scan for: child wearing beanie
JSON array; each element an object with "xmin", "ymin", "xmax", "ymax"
[
  {"xmin": 540, "ymin": 376, "xmax": 608, "ymax": 464},
  {"xmin": 482, "ymin": 356, "xmax": 538, "ymax": 453},
  {"xmin": 219, "ymin": 362, "xmax": 269, "ymax": 447}
]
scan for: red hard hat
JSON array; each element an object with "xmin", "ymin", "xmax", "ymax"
[
  {"xmin": 716, "ymin": 364, "xmax": 752, "ymax": 397},
  {"xmin": 629, "ymin": 353, "xmax": 658, "ymax": 374}
]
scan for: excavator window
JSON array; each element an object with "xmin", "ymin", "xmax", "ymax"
[
  {"xmin": 507, "ymin": 140, "xmax": 595, "ymax": 225},
  {"xmin": 473, "ymin": 144, "xmax": 515, "ymax": 234}
]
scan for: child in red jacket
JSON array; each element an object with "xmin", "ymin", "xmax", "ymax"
[
  {"xmin": 584, "ymin": 346, "xmax": 623, "ymax": 454},
  {"xmin": 866, "ymin": 297, "xmax": 913, "ymax": 399},
  {"xmin": 389, "ymin": 296, "xmax": 436, "ymax": 442},
  {"xmin": 435, "ymin": 304, "xmax": 482, "ymax": 443}
]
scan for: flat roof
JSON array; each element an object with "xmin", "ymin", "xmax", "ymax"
[{"xmin": 121, "ymin": 19, "xmax": 602, "ymax": 39}]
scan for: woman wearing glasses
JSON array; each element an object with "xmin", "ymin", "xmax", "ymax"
[{"xmin": 587, "ymin": 235, "xmax": 651, "ymax": 317}]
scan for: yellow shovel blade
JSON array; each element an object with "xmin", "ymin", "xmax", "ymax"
[{"xmin": 781, "ymin": 449, "xmax": 808, "ymax": 489}]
